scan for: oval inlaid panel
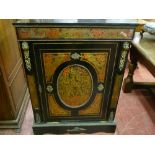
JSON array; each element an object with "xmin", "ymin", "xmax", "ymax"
[{"xmin": 57, "ymin": 64, "xmax": 93, "ymax": 108}]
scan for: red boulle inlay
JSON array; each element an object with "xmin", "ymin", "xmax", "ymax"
[{"xmin": 17, "ymin": 28, "xmax": 134, "ymax": 40}]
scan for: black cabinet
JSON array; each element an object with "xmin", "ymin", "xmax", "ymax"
[{"xmin": 14, "ymin": 19, "xmax": 137, "ymax": 134}]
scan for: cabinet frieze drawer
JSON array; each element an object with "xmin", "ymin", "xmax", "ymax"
[{"xmin": 16, "ymin": 27, "xmax": 134, "ymax": 40}]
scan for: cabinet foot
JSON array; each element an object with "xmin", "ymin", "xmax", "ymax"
[{"xmin": 32, "ymin": 121, "xmax": 116, "ymax": 135}]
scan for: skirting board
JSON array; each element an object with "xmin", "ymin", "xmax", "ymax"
[{"xmin": 0, "ymin": 88, "xmax": 30, "ymax": 129}]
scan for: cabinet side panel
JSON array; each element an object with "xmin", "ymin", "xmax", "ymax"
[
  {"xmin": 27, "ymin": 75, "xmax": 40, "ymax": 109},
  {"xmin": 0, "ymin": 69, "xmax": 14, "ymax": 120},
  {"xmin": 0, "ymin": 19, "xmax": 28, "ymax": 120},
  {"xmin": 110, "ymin": 74, "xmax": 123, "ymax": 109},
  {"xmin": 0, "ymin": 20, "xmax": 20, "ymax": 79},
  {"xmin": 10, "ymin": 66, "xmax": 27, "ymax": 113}
]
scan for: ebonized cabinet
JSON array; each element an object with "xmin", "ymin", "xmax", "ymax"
[{"xmin": 14, "ymin": 19, "xmax": 137, "ymax": 134}]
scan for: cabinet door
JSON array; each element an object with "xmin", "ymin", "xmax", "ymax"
[{"xmin": 32, "ymin": 42, "xmax": 118, "ymax": 121}]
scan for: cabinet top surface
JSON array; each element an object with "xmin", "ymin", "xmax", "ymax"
[{"xmin": 13, "ymin": 19, "xmax": 138, "ymax": 27}]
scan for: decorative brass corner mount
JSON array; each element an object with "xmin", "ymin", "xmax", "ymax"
[
  {"xmin": 22, "ymin": 41, "xmax": 31, "ymax": 71},
  {"xmin": 123, "ymin": 42, "xmax": 130, "ymax": 50},
  {"xmin": 118, "ymin": 42, "xmax": 130, "ymax": 72}
]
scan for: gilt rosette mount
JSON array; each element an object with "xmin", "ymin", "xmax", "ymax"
[
  {"xmin": 70, "ymin": 52, "xmax": 81, "ymax": 60},
  {"xmin": 46, "ymin": 83, "xmax": 53, "ymax": 94},
  {"xmin": 97, "ymin": 83, "xmax": 104, "ymax": 92}
]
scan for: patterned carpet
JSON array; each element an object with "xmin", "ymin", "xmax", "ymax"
[{"xmin": 0, "ymin": 62, "xmax": 155, "ymax": 135}]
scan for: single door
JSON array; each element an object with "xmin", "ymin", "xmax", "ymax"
[{"xmin": 32, "ymin": 42, "xmax": 118, "ymax": 121}]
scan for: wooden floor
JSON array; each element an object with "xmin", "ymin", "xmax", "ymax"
[{"xmin": 0, "ymin": 62, "xmax": 155, "ymax": 135}]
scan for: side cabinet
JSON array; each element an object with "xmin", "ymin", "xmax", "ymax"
[
  {"xmin": 0, "ymin": 19, "xmax": 29, "ymax": 129},
  {"xmin": 14, "ymin": 20, "xmax": 136, "ymax": 134}
]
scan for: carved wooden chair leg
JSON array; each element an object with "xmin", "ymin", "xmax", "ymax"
[
  {"xmin": 123, "ymin": 46, "xmax": 138, "ymax": 93},
  {"xmin": 140, "ymin": 29, "xmax": 144, "ymax": 39},
  {"xmin": 123, "ymin": 62, "xmax": 137, "ymax": 92}
]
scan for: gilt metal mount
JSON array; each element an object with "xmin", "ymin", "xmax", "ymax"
[{"xmin": 22, "ymin": 42, "xmax": 32, "ymax": 71}]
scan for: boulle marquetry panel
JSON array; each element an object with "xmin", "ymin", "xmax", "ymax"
[
  {"xmin": 16, "ymin": 27, "xmax": 134, "ymax": 40},
  {"xmin": 32, "ymin": 42, "xmax": 118, "ymax": 121},
  {"xmin": 14, "ymin": 19, "xmax": 137, "ymax": 134}
]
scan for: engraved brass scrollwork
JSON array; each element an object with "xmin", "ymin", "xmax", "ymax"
[
  {"xmin": 123, "ymin": 42, "xmax": 130, "ymax": 50},
  {"xmin": 67, "ymin": 127, "xmax": 86, "ymax": 133},
  {"xmin": 119, "ymin": 42, "xmax": 130, "ymax": 72},
  {"xmin": 22, "ymin": 42, "xmax": 31, "ymax": 71}
]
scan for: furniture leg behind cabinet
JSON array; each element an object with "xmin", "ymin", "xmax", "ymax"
[{"xmin": 123, "ymin": 32, "xmax": 155, "ymax": 93}]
